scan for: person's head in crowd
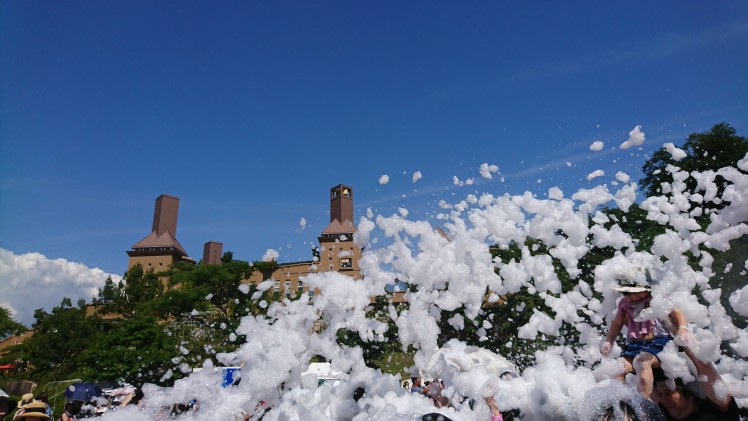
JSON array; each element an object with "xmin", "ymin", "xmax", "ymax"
[
  {"xmin": 0, "ymin": 396, "xmax": 15, "ymax": 418},
  {"xmin": 63, "ymin": 401, "xmax": 76, "ymax": 415},
  {"xmin": 585, "ymin": 383, "xmax": 665, "ymax": 421},
  {"xmin": 16, "ymin": 401, "xmax": 50, "ymax": 420},
  {"xmin": 131, "ymin": 389, "xmax": 144, "ymax": 405},
  {"xmin": 17, "ymin": 394, "xmax": 34, "ymax": 409},
  {"xmin": 596, "ymin": 401, "xmax": 638, "ymax": 421},
  {"xmin": 421, "ymin": 413, "xmax": 452, "ymax": 421},
  {"xmin": 651, "ymin": 370, "xmax": 698, "ymax": 419}
]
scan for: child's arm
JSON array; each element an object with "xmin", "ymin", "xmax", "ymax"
[
  {"xmin": 485, "ymin": 396, "xmax": 503, "ymax": 420},
  {"xmin": 668, "ymin": 308, "xmax": 688, "ymax": 333},
  {"xmin": 601, "ymin": 309, "xmax": 625, "ymax": 356},
  {"xmin": 668, "ymin": 307, "xmax": 695, "ymax": 349}
]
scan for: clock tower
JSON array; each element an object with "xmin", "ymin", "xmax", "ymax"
[
  {"xmin": 319, "ymin": 184, "xmax": 360, "ymax": 278},
  {"xmin": 330, "ymin": 184, "xmax": 353, "ymax": 224}
]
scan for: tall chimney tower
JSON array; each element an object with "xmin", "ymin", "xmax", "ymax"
[
  {"xmin": 202, "ymin": 241, "xmax": 223, "ymax": 265},
  {"xmin": 330, "ymin": 184, "xmax": 353, "ymax": 223},
  {"xmin": 127, "ymin": 193, "xmax": 190, "ymax": 271},
  {"xmin": 152, "ymin": 194, "xmax": 179, "ymax": 237}
]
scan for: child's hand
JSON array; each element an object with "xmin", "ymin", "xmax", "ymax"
[
  {"xmin": 600, "ymin": 340, "xmax": 612, "ymax": 356},
  {"xmin": 675, "ymin": 326, "xmax": 694, "ymax": 347}
]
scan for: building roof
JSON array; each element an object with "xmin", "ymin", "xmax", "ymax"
[
  {"xmin": 321, "ymin": 219, "xmax": 356, "ymax": 235},
  {"xmin": 131, "ymin": 231, "xmax": 188, "ymax": 256}
]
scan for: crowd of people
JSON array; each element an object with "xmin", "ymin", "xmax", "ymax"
[{"xmin": 0, "ymin": 383, "xmax": 143, "ymax": 421}]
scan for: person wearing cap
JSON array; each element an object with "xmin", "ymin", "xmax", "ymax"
[
  {"xmin": 600, "ymin": 271, "xmax": 688, "ymax": 399},
  {"xmin": 12, "ymin": 395, "xmax": 35, "ymax": 420},
  {"xmin": 14, "ymin": 401, "xmax": 49, "ymax": 421},
  {"xmin": 32, "ymin": 394, "xmax": 51, "ymax": 420}
]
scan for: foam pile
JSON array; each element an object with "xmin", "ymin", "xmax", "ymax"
[{"xmin": 100, "ymin": 152, "xmax": 748, "ymax": 420}]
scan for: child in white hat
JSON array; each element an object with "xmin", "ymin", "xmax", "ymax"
[{"xmin": 600, "ymin": 269, "xmax": 689, "ymax": 399}]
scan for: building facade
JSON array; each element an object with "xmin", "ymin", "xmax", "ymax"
[
  {"xmin": 202, "ymin": 241, "xmax": 224, "ymax": 265},
  {"xmin": 126, "ymin": 186, "xmax": 364, "ymax": 298},
  {"xmin": 127, "ymin": 194, "xmax": 195, "ymax": 271},
  {"xmin": 246, "ymin": 184, "xmax": 362, "ymax": 296}
]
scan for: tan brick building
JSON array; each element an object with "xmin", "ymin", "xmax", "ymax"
[
  {"xmin": 126, "ymin": 185, "xmax": 363, "ymax": 299},
  {"xmin": 127, "ymin": 194, "xmax": 196, "ymax": 271},
  {"xmin": 246, "ymin": 184, "xmax": 362, "ymax": 297}
]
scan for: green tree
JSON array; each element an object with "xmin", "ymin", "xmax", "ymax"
[
  {"xmin": 13, "ymin": 298, "xmax": 101, "ymax": 379},
  {"xmin": 94, "ymin": 276, "xmax": 125, "ymax": 305},
  {"xmin": 75, "ymin": 316, "xmax": 178, "ymax": 386},
  {"xmin": 100, "ymin": 264, "xmax": 165, "ymax": 318},
  {"xmin": 641, "ymin": 122, "xmax": 748, "ymax": 210},
  {"xmin": 463, "ymin": 240, "xmax": 584, "ymax": 369},
  {"xmin": 163, "ymin": 259, "xmax": 254, "ymax": 320},
  {"xmin": 141, "ymin": 257, "xmax": 263, "ymax": 370},
  {"xmin": 336, "ymin": 295, "xmax": 409, "ymax": 373},
  {"xmin": 431, "ymin": 237, "xmax": 619, "ymax": 371},
  {"xmin": 598, "ymin": 204, "xmax": 667, "ymax": 253},
  {"xmin": 0, "ymin": 306, "xmax": 26, "ymax": 337}
]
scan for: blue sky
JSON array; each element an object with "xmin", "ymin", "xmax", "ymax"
[{"xmin": 1, "ymin": 2, "xmax": 747, "ymax": 325}]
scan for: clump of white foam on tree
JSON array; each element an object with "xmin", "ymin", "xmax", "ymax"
[{"xmin": 262, "ymin": 249, "xmax": 279, "ymax": 262}]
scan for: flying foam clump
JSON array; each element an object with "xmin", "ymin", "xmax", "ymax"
[
  {"xmin": 589, "ymin": 140, "xmax": 604, "ymax": 151},
  {"xmin": 620, "ymin": 125, "xmax": 645, "ymax": 149}
]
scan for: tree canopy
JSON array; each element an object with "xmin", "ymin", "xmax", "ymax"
[
  {"xmin": 640, "ymin": 122, "xmax": 748, "ymax": 210},
  {"xmin": 12, "ymin": 298, "xmax": 101, "ymax": 378},
  {"xmin": 0, "ymin": 306, "xmax": 26, "ymax": 337}
]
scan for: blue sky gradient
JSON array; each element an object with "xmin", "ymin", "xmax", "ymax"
[{"xmin": 1, "ymin": 2, "xmax": 746, "ymax": 289}]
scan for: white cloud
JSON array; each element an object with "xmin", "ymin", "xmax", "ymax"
[
  {"xmin": 379, "ymin": 174, "xmax": 390, "ymax": 185},
  {"xmin": 619, "ymin": 125, "xmax": 645, "ymax": 149},
  {"xmin": 0, "ymin": 248, "xmax": 120, "ymax": 327},
  {"xmin": 412, "ymin": 171, "xmax": 422, "ymax": 183},
  {"xmin": 589, "ymin": 141, "xmax": 604, "ymax": 151},
  {"xmin": 299, "ymin": 217, "xmax": 307, "ymax": 230}
]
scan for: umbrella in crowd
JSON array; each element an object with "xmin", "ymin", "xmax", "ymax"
[{"xmin": 64, "ymin": 382, "xmax": 103, "ymax": 402}]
